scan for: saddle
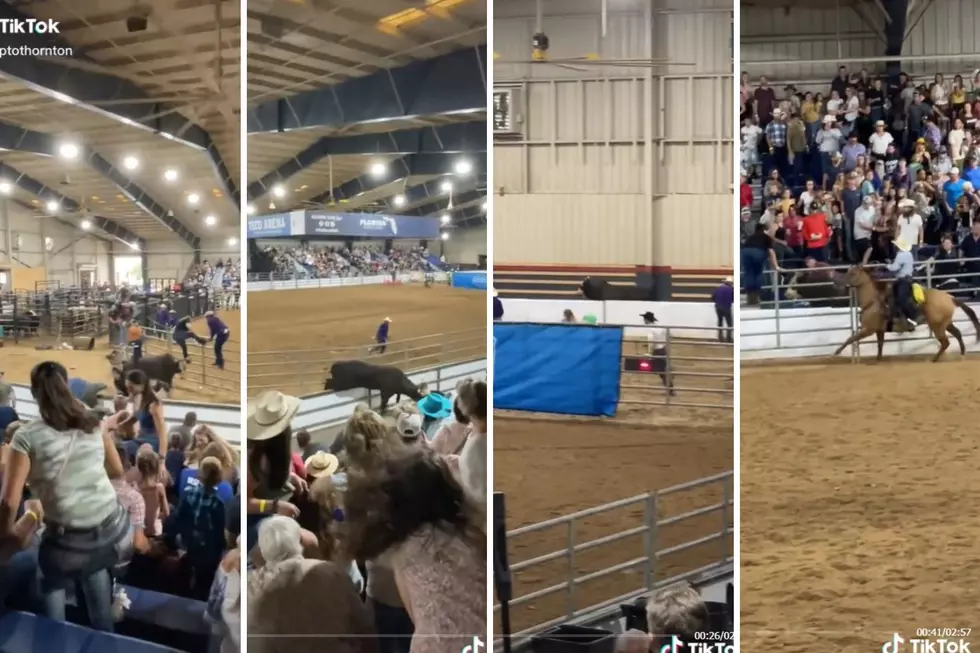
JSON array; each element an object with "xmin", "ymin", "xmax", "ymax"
[{"xmin": 883, "ymin": 282, "xmax": 926, "ymax": 333}]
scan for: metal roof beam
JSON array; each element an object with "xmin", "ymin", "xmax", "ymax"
[
  {"xmin": 376, "ymin": 173, "xmax": 486, "ymax": 213},
  {"xmin": 0, "ymin": 2, "xmax": 240, "ymax": 213},
  {"xmin": 0, "ymin": 163, "xmax": 144, "ymax": 248},
  {"xmin": 0, "ymin": 120, "xmax": 200, "ymax": 248},
  {"xmin": 309, "ymin": 153, "xmax": 486, "ymax": 209},
  {"xmin": 406, "ymin": 189, "xmax": 486, "ymax": 217},
  {"xmin": 247, "ymin": 45, "xmax": 488, "ymax": 134},
  {"xmin": 247, "ymin": 122, "xmax": 486, "ymax": 201}
]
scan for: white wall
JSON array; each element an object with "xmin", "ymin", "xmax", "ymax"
[
  {"xmin": 199, "ymin": 238, "xmax": 241, "ymax": 264},
  {"xmin": 0, "ymin": 201, "xmax": 109, "ymax": 287},
  {"xmin": 499, "ymin": 297, "xmax": 721, "ymax": 340},
  {"xmin": 742, "ymin": 0, "xmax": 980, "ymax": 84},
  {"xmin": 145, "ymin": 239, "xmax": 195, "ymax": 280},
  {"xmin": 444, "ymin": 226, "xmax": 486, "ymax": 265},
  {"xmin": 494, "ymin": 0, "xmax": 733, "ymax": 268}
]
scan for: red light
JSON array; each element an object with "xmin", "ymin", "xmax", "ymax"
[{"xmin": 639, "ymin": 360, "xmax": 651, "ymax": 371}]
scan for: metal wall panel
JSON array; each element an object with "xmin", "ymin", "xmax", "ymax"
[
  {"xmin": 494, "ymin": 0, "xmax": 733, "ymax": 269},
  {"xmin": 742, "ymin": 0, "xmax": 979, "ymax": 83},
  {"xmin": 494, "ymin": 192, "xmax": 650, "ymax": 265},
  {"xmin": 654, "ymin": 194, "xmax": 734, "ymax": 268}
]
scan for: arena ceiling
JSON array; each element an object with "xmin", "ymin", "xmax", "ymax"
[
  {"xmin": 246, "ymin": 0, "xmax": 489, "ymax": 231},
  {"xmin": 0, "ymin": 0, "xmax": 240, "ymax": 249}
]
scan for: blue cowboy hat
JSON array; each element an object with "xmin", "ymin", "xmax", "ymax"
[{"xmin": 417, "ymin": 393, "xmax": 452, "ymax": 420}]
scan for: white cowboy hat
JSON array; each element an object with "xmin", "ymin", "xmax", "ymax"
[
  {"xmin": 304, "ymin": 451, "xmax": 340, "ymax": 479},
  {"xmin": 898, "ymin": 198, "xmax": 916, "ymax": 209},
  {"xmin": 724, "ymin": 276, "xmax": 734, "ymax": 284},
  {"xmin": 874, "ymin": 120, "xmax": 885, "ymax": 127},
  {"xmin": 892, "ymin": 238, "xmax": 912, "ymax": 252},
  {"xmin": 383, "ymin": 317, "xmax": 392, "ymax": 322},
  {"xmin": 247, "ymin": 391, "xmax": 301, "ymax": 441}
]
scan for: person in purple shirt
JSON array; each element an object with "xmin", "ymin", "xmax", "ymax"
[
  {"xmin": 841, "ymin": 135, "xmax": 866, "ymax": 172},
  {"xmin": 205, "ymin": 311, "xmax": 230, "ymax": 370},
  {"xmin": 711, "ymin": 277, "xmax": 734, "ymax": 344},
  {"xmin": 370, "ymin": 317, "xmax": 392, "ymax": 354},
  {"xmin": 155, "ymin": 304, "xmax": 170, "ymax": 330}
]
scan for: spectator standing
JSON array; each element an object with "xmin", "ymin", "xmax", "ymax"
[
  {"xmin": 0, "ymin": 361, "xmax": 130, "ymax": 631},
  {"xmin": 754, "ymin": 76, "xmax": 776, "ymax": 125},
  {"xmin": 764, "ymin": 109, "xmax": 789, "ymax": 181},
  {"xmin": 711, "ymin": 278, "xmax": 734, "ymax": 343}
]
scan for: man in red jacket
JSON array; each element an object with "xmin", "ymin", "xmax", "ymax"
[
  {"xmin": 801, "ymin": 207, "xmax": 830, "ymax": 262},
  {"xmin": 739, "ymin": 173, "xmax": 753, "ymax": 209}
]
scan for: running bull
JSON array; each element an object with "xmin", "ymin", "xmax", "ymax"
[
  {"xmin": 579, "ymin": 277, "xmax": 654, "ymax": 301},
  {"xmin": 112, "ymin": 353, "xmax": 185, "ymax": 397},
  {"xmin": 324, "ymin": 360, "xmax": 425, "ymax": 411}
]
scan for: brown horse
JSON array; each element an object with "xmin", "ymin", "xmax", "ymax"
[{"xmin": 832, "ymin": 265, "xmax": 980, "ymax": 362}]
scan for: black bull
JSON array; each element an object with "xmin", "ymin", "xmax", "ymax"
[
  {"xmin": 579, "ymin": 277, "xmax": 654, "ymax": 301},
  {"xmin": 112, "ymin": 354, "xmax": 185, "ymax": 396},
  {"xmin": 324, "ymin": 361, "xmax": 424, "ymax": 411}
]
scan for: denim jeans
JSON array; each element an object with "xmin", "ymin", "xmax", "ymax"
[
  {"xmin": 41, "ymin": 567, "xmax": 115, "ymax": 632},
  {"xmin": 741, "ymin": 248, "xmax": 768, "ymax": 293},
  {"xmin": 370, "ymin": 599, "xmax": 413, "ymax": 653}
]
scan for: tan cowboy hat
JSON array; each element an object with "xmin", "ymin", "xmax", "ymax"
[
  {"xmin": 383, "ymin": 316, "xmax": 392, "ymax": 322},
  {"xmin": 723, "ymin": 276, "xmax": 733, "ymax": 284},
  {"xmin": 247, "ymin": 391, "xmax": 301, "ymax": 441},
  {"xmin": 822, "ymin": 115, "xmax": 835, "ymax": 124},
  {"xmin": 892, "ymin": 238, "xmax": 912, "ymax": 252},
  {"xmin": 898, "ymin": 198, "xmax": 916, "ymax": 209},
  {"xmin": 305, "ymin": 451, "xmax": 340, "ymax": 479}
]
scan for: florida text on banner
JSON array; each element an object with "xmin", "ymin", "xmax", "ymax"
[{"xmin": 305, "ymin": 213, "xmax": 440, "ymax": 238}]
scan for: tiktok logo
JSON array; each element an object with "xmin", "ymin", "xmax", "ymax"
[
  {"xmin": 461, "ymin": 636, "xmax": 485, "ymax": 653},
  {"xmin": 883, "ymin": 634, "xmax": 905, "ymax": 652}
]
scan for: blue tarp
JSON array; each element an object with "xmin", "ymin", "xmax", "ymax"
[
  {"xmin": 493, "ymin": 324, "xmax": 622, "ymax": 417},
  {"xmin": 451, "ymin": 271, "xmax": 486, "ymax": 290}
]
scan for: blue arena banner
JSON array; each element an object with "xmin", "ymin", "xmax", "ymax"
[
  {"xmin": 451, "ymin": 271, "xmax": 486, "ymax": 290},
  {"xmin": 493, "ymin": 323, "xmax": 623, "ymax": 417},
  {"xmin": 247, "ymin": 211, "xmax": 305, "ymax": 238},
  {"xmin": 306, "ymin": 213, "xmax": 440, "ymax": 239}
]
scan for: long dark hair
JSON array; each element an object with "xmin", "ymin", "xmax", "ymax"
[
  {"xmin": 125, "ymin": 369, "xmax": 158, "ymax": 412},
  {"xmin": 30, "ymin": 361, "xmax": 99, "ymax": 433},
  {"xmin": 345, "ymin": 448, "xmax": 485, "ymax": 561},
  {"xmin": 248, "ymin": 425, "xmax": 292, "ymax": 492}
]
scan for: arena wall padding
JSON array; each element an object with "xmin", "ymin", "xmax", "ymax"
[
  {"xmin": 493, "ymin": 323, "xmax": 622, "ymax": 417},
  {"xmin": 450, "ymin": 271, "xmax": 487, "ymax": 290}
]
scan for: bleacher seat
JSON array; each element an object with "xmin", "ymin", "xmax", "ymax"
[
  {"xmin": 115, "ymin": 587, "xmax": 210, "ymax": 653},
  {"xmin": 0, "ymin": 611, "xmax": 185, "ymax": 653},
  {"xmin": 425, "ymin": 254, "xmax": 448, "ymax": 271}
]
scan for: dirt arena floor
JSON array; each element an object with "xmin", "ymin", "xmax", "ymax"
[
  {"xmin": 494, "ymin": 342, "xmax": 734, "ymax": 634},
  {"xmin": 742, "ymin": 356, "xmax": 980, "ymax": 653},
  {"xmin": 0, "ymin": 312, "xmax": 240, "ymax": 404},
  {"xmin": 247, "ymin": 285, "xmax": 486, "ymax": 396}
]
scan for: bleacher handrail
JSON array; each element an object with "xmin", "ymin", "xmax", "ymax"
[{"xmin": 493, "ymin": 471, "xmax": 734, "ymax": 649}]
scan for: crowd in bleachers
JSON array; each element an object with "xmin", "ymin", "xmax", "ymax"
[
  {"xmin": 0, "ymin": 366, "xmax": 240, "ymax": 653},
  {"xmin": 185, "ymin": 260, "xmax": 241, "ymax": 291},
  {"xmin": 739, "ymin": 68, "xmax": 980, "ymax": 304},
  {"xmin": 261, "ymin": 244, "xmax": 431, "ymax": 279},
  {"xmin": 245, "ymin": 379, "xmax": 487, "ymax": 653}
]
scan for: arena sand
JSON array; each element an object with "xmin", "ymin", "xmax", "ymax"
[
  {"xmin": 741, "ymin": 357, "xmax": 980, "ymax": 653},
  {"xmin": 0, "ymin": 312, "xmax": 240, "ymax": 404},
  {"xmin": 494, "ymin": 342, "xmax": 734, "ymax": 634},
  {"xmin": 247, "ymin": 285, "xmax": 486, "ymax": 396}
]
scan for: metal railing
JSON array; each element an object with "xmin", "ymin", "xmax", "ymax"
[
  {"xmin": 741, "ymin": 255, "xmax": 980, "ymax": 359},
  {"xmin": 247, "ymin": 327, "xmax": 487, "ymax": 396},
  {"xmin": 621, "ymin": 325, "xmax": 734, "ymax": 410},
  {"xmin": 142, "ymin": 326, "xmax": 240, "ymax": 400},
  {"xmin": 494, "ymin": 471, "xmax": 734, "ymax": 648},
  {"xmin": 246, "ymin": 270, "xmax": 450, "ymax": 286}
]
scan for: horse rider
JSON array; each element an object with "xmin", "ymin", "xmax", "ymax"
[
  {"xmin": 370, "ymin": 317, "xmax": 392, "ymax": 354},
  {"xmin": 641, "ymin": 311, "xmax": 675, "ymax": 397},
  {"xmin": 887, "ymin": 237, "xmax": 918, "ymax": 330}
]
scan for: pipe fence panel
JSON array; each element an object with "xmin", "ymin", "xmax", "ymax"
[
  {"xmin": 741, "ymin": 256, "xmax": 980, "ymax": 360},
  {"xmin": 142, "ymin": 327, "xmax": 241, "ymax": 397},
  {"xmin": 493, "ymin": 472, "xmax": 734, "ymax": 649},
  {"xmin": 247, "ymin": 327, "xmax": 487, "ymax": 396}
]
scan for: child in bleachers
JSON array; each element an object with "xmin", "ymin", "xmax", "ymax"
[
  {"xmin": 179, "ymin": 441, "xmax": 236, "ymax": 503},
  {"xmin": 165, "ymin": 433, "xmax": 186, "ymax": 502},
  {"xmin": 164, "ymin": 456, "xmax": 228, "ymax": 599},
  {"xmin": 136, "ymin": 448, "xmax": 168, "ymax": 537}
]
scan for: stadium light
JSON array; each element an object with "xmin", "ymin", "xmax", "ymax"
[
  {"xmin": 0, "ymin": 181, "xmax": 11, "ymax": 195},
  {"xmin": 58, "ymin": 143, "xmax": 80, "ymax": 160},
  {"xmin": 187, "ymin": 192, "xmax": 200, "ymax": 205},
  {"xmin": 454, "ymin": 159, "xmax": 472, "ymax": 175},
  {"xmin": 370, "ymin": 162, "xmax": 387, "ymax": 177},
  {"xmin": 392, "ymin": 194, "xmax": 406, "ymax": 207},
  {"xmin": 440, "ymin": 214, "xmax": 451, "ymax": 224},
  {"xmin": 440, "ymin": 181, "xmax": 453, "ymax": 193},
  {"xmin": 247, "ymin": 204, "xmax": 256, "ymax": 215},
  {"xmin": 122, "ymin": 156, "xmax": 139, "ymax": 171},
  {"xmin": 164, "ymin": 169, "xmax": 179, "ymax": 182},
  {"xmin": 441, "ymin": 232, "xmax": 450, "ymax": 241},
  {"xmin": 80, "ymin": 220, "xmax": 91, "ymax": 230},
  {"xmin": 228, "ymin": 237, "xmax": 238, "ymax": 246},
  {"xmin": 271, "ymin": 184, "xmax": 286, "ymax": 198},
  {"xmin": 204, "ymin": 215, "xmax": 217, "ymax": 226},
  {"xmin": 46, "ymin": 200, "xmax": 60, "ymax": 213}
]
